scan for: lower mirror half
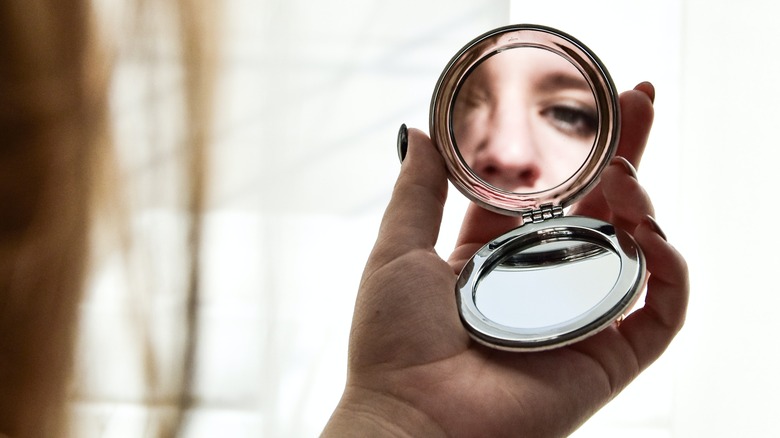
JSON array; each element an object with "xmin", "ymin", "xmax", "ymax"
[
  {"xmin": 457, "ymin": 218, "xmax": 645, "ymax": 351},
  {"xmin": 475, "ymin": 240, "xmax": 620, "ymax": 329}
]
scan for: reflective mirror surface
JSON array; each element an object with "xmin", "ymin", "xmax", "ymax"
[
  {"xmin": 452, "ymin": 47, "xmax": 597, "ymax": 193},
  {"xmin": 456, "ymin": 218, "xmax": 645, "ymax": 351},
  {"xmin": 475, "ymin": 240, "xmax": 620, "ymax": 329}
]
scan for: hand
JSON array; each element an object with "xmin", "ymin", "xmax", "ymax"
[{"xmin": 323, "ymin": 83, "xmax": 688, "ymax": 437}]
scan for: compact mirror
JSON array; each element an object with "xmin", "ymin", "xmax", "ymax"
[{"xmin": 430, "ymin": 24, "xmax": 646, "ymax": 351}]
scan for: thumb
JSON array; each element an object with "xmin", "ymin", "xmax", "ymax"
[{"xmin": 371, "ymin": 126, "xmax": 449, "ymax": 262}]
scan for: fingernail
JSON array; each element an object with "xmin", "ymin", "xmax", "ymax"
[
  {"xmin": 644, "ymin": 215, "xmax": 668, "ymax": 241},
  {"xmin": 397, "ymin": 123, "xmax": 408, "ymax": 163},
  {"xmin": 634, "ymin": 81, "xmax": 655, "ymax": 104},
  {"xmin": 610, "ymin": 156, "xmax": 638, "ymax": 179}
]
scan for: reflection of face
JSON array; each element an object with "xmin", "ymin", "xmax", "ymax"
[{"xmin": 452, "ymin": 48, "xmax": 597, "ymax": 193}]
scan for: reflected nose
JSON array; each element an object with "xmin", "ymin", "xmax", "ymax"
[{"xmin": 471, "ymin": 115, "xmax": 541, "ymax": 192}]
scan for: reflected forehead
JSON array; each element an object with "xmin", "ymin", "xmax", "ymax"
[
  {"xmin": 478, "ymin": 48, "xmax": 590, "ymax": 92},
  {"xmin": 536, "ymin": 71, "xmax": 591, "ymax": 93}
]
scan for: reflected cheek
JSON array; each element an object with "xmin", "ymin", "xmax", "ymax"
[
  {"xmin": 534, "ymin": 129, "xmax": 592, "ymax": 183},
  {"xmin": 453, "ymin": 116, "xmax": 488, "ymax": 162}
]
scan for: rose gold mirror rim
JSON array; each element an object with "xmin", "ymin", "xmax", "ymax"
[{"xmin": 429, "ymin": 24, "xmax": 620, "ymax": 216}]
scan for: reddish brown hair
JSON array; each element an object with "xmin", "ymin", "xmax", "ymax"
[{"xmin": 0, "ymin": 0, "xmax": 217, "ymax": 435}]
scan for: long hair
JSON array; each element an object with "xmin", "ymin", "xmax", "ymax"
[{"xmin": 0, "ymin": 0, "xmax": 217, "ymax": 436}]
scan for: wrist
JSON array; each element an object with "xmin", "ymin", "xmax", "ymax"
[{"xmin": 321, "ymin": 384, "xmax": 446, "ymax": 438}]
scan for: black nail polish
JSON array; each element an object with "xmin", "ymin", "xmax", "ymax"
[
  {"xmin": 397, "ymin": 123, "xmax": 408, "ymax": 163},
  {"xmin": 645, "ymin": 215, "xmax": 668, "ymax": 241},
  {"xmin": 611, "ymin": 156, "xmax": 638, "ymax": 180},
  {"xmin": 634, "ymin": 81, "xmax": 655, "ymax": 104}
]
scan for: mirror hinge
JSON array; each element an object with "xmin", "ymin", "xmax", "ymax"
[{"xmin": 523, "ymin": 203, "xmax": 564, "ymax": 224}]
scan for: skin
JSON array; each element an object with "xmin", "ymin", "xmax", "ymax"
[
  {"xmin": 452, "ymin": 48, "xmax": 598, "ymax": 193},
  {"xmin": 322, "ymin": 82, "xmax": 688, "ymax": 437}
]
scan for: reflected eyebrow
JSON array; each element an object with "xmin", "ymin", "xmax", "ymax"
[{"xmin": 536, "ymin": 72, "xmax": 591, "ymax": 93}]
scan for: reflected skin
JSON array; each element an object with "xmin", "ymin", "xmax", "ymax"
[
  {"xmin": 323, "ymin": 83, "xmax": 689, "ymax": 437},
  {"xmin": 452, "ymin": 48, "xmax": 597, "ymax": 192}
]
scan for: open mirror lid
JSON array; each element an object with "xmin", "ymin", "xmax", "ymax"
[{"xmin": 430, "ymin": 24, "xmax": 621, "ymax": 217}]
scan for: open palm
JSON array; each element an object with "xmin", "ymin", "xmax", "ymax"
[{"xmin": 324, "ymin": 84, "xmax": 688, "ymax": 437}]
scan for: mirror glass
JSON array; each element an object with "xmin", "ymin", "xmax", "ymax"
[
  {"xmin": 475, "ymin": 239, "xmax": 620, "ymax": 329},
  {"xmin": 451, "ymin": 47, "xmax": 597, "ymax": 193}
]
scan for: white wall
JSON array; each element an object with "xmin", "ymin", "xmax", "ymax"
[{"xmin": 676, "ymin": 1, "xmax": 780, "ymax": 436}]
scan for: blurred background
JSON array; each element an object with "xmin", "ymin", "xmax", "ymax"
[{"xmin": 74, "ymin": 0, "xmax": 780, "ymax": 436}]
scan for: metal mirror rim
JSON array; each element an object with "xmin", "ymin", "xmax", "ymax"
[{"xmin": 430, "ymin": 24, "xmax": 620, "ymax": 216}]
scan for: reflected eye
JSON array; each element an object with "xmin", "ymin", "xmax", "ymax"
[
  {"xmin": 458, "ymin": 87, "xmax": 490, "ymax": 109},
  {"xmin": 541, "ymin": 104, "xmax": 598, "ymax": 139}
]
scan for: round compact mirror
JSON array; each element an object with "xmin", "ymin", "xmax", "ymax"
[{"xmin": 430, "ymin": 24, "xmax": 646, "ymax": 351}]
